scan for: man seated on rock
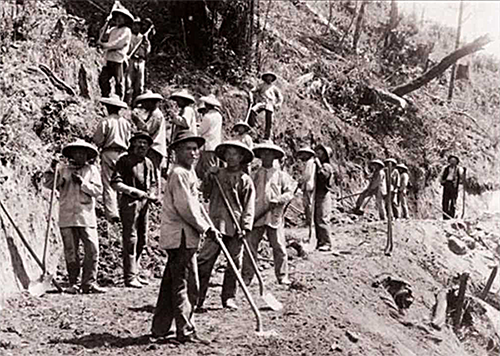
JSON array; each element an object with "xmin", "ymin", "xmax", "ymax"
[
  {"xmin": 44, "ymin": 140, "xmax": 105, "ymax": 294},
  {"xmin": 111, "ymin": 131, "xmax": 158, "ymax": 289}
]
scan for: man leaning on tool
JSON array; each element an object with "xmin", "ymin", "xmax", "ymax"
[{"xmin": 151, "ymin": 130, "xmax": 220, "ymax": 344}]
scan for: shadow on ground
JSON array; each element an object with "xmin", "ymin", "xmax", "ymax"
[{"xmin": 51, "ymin": 332, "xmax": 152, "ymax": 349}]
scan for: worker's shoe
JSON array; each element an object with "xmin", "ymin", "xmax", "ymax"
[
  {"xmin": 125, "ymin": 278, "xmax": 143, "ymax": 289},
  {"xmin": 82, "ymin": 284, "xmax": 106, "ymax": 294},
  {"xmin": 279, "ymin": 277, "xmax": 291, "ymax": 285},
  {"xmin": 178, "ymin": 332, "xmax": 210, "ymax": 345},
  {"xmin": 223, "ymin": 298, "xmax": 239, "ymax": 310},
  {"xmin": 137, "ymin": 276, "xmax": 149, "ymax": 285},
  {"xmin": 318, "ymin": 245, "xmax": 332, "ymax": 252},
  {"xmin": 65, "ymin": 284, "xmax": 80, "ymax": 294}
]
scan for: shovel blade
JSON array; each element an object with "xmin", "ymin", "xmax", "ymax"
[
  {"xmin": 262, "ymin": 292, "xmax": 283, "ymax": 311},
  {"xmin": 28, "ymin": 275, "xmax": 53, "ymax": 297}
]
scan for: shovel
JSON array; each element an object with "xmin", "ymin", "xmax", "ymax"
[
  {"xmin": 0, "ymin": 198, "xmax": 62, "ymax": 296},
  {"xmin": 199, "ymin": 204, "xmax": 263, "ymax": 332},
  {"xmin": 213, "ymin": 175, "xmax": 283, "ymax": 311}
]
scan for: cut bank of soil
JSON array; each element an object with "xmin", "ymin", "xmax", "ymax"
[{"xmin": 1, "ymin": 217, "xmax": 499, "ymax": 356}]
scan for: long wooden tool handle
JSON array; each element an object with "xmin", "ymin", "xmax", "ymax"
[
  {"xmin": 42, "ymin": 165, "xmax": 58, "ymax": 271},
  {"xmin": 200, "ymin": 205, "xmax": 263, "ymax": 332},
  {"xmin": 309, "ymin": 164, "xmax": 317, "ymax": 241},
  {"xmin": 212, "ymin": 176, "xmax": 267, "ymax": 296},
  {"xmin": 385, "ymin": 163, "xmax": 393, "ymax": 255}
]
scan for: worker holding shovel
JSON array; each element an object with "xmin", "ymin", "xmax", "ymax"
[
  {"xmin": 151, "ymin": 130, "xmax": 219, "ymax": 344},
  {"xmin": 313, "ymin": 144, "xmax": 334, "ymax": 252},
  {"xmin": 242, "ymin": 142, "xmax": 295, "ymax": 286},
  {"xmin": 197, "ymin": 141, "xmax": 255, "ymax": 311},
  {"xmin": 43, "ymin": 140, "xmax": 105, "ymax": 294},
  {"xmin": 297, "ymin": 147, "xmax": 315, "ymax": 228}
]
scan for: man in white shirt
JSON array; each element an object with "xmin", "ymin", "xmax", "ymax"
[
  {"xmin": 196, "ymin": 94, "xmax": 222, "ymax": 180},
  {"xmin": 396, "ymin": 164, "xmax": 410, "ymax": 219},
  {"xmin": 125, "ymin": 18, "xmax": 151, "ymax": 104},
  {"xmin": 97, "ymin": 7, "xmax": 133, "ymax": 100}
]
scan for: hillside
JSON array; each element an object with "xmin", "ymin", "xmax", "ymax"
[{"xmin": 0, "ymin": 0, "xmax": 499, "ymax": 355}]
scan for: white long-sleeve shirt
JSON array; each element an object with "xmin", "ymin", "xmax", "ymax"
[
  {"xmin": 102, "ymin": 26, "xmax": 132, "ymax": 63},
  {"xmin": 198, "ymin": 109, "xmax": 222, "ymax": 151}
]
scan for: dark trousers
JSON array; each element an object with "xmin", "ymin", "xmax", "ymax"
[
  {"xmin": 314, "ymin": 192, "xmax": 332, "ymax": 248},
  {"xmin": 442, "ymin": 182, "xmax": 458, "ymax": 220},
  {"xmin": 98, "ymin": 60, "xmax": 124, "ymax": 99},
  {"xmin": 248, "ymin": 107, "xmax": 274, "ymax": 140},
  {"xmin": 119, "ymin": 199, "xmax": 149, "ymax": 283},
  {"xmin": 151, "ymin": 233, "xmax": 198, "ymax": 338}
]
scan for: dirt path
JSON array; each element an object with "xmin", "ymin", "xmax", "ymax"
[{"xmin": 1, "ymin": 219, "xmax": 499, "ymax": 356}]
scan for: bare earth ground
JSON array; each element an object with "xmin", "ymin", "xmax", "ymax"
[{"xmin": 1, "ymin": 214, "xmax": 499, "ymax": 356}]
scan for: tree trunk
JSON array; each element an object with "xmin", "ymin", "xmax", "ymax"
[
  {"xmin": 391, "ymin": 35, "xmax": 491, "ymax": 97},
  {"xmin": 447, "ymin": 0, "xmax": 464, "ymax": 101},
  {"xmin": 352, "ymin": 0, "xmax": 366, "ymax": 51},
  {"xmin": 382, "ymin": 0, "xmax": 399, "ymax": 48}
]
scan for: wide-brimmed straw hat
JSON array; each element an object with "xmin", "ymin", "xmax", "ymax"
[
  {"xmin": 395, "ymin": 163, "xmax": 408, "ymax": 172},
  {"xmin": 169, "ymin": 130, "xmax": 205, "ymax": 151},
  {"xmin": 384, "ymin": 158, "xmax": 397, "ymax": 166},
  {"xmin": 215, "ymin": 141, "xmax": 254, "ymax": 165},
  {"xmin": 233, "ymin": 121, "xmax": 252, "ymax": 131},
  {"xmin": 315, "ymin": 144, "xmax": 333, "ymax": 162},
  {"xmin": 129, "ymin": 131, "xmax": 153, "ymax": 146},
  {"xmin": 169, "ymin": 89, "xmax": 195, "ymax": 104},
  {"xmin": 199, "ymin": 94, "xmax": 221, "ymax": 108},
  {"xmin": 62, "ymin": 140, "xmax": 98, "ymax": 160},
  {"xmin": 297, "ymin": 147, "xmax": 315, "ymax": 159},
  {"xmin": 448, "ymin": 154, "xmax": 460, "ymax": 163},
  {"xmin": 261, "ymin": 72, "xmax": 277, "ymax": 82},
  {"xmin": 112, "ymin": 7, "xmax": 134, "ymax": 23},
  {"xmin": 369, "ymin": 159, "xmax": 384, "ymax": 168},
  {"xmin": 253, "ymin": 141, "xmax": 285, "ymax": 160},
  {"xmin": 135, "ymin": 90, "xmax": 163, "ymax": 103},
  {"xmin": 100, "ymin": 94, "xmax": 128, "ymax": 109}
]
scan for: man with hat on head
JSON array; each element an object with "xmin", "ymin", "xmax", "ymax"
[
  {"xmin": 384, "ymin": 158, "xmax": 400, "ymax": 219},
  {"xmin": 242, "ymin": 141, "xmax": 295, "ymax": 286},
  {"xmin": 125, "ymin": 17, "xmax": 151, "ymax": 104},
  {"xmin": 297, "ymin": 147, "xmax": 315, "ymax": 227},
  {"xmin": 111, "ymin": 131, "xmax": 158, "ymax": 289},
  {"xmin": 97, "ymin": 4, "xmax": 134, "ymax": 100},
  {"xmin": 440, "ymin": 154, "xmax": 463, "ymax": 220},
  {"xmin": 131, "ymin": 90, "xmax": 166, "ymax": 185},
  {"xmin": 396, "ymin": 163, "xmax": 410, "ymax": 219},
  {"xmin": 169, "ymin": 89, "xmax": 198, "ymax": 137},
  {"xmin": 151, "ymin": 130, "xmax": 220, "ymax": 343},
  {"xmin": 196, "ymin": 94, "xmax": 223, "ymax": 181},
  {"xmin": 248, "ymin": 72, "xmax": 283, "ymax": 140},
  {"xmin": 313, "ymin": 144, "xmax": 334, "ymax": 251},
  {"xmin": 232, "ymin": 120, "xmax": 254, "ymax": 174},
  {"xmin": 197, "ymin": 140, "xmax": 255, "ymax": 311},
  {"xmin": 44, "ymin": 140, "xmax": 105, "ymax": 294},
  {"xmin": 93, "ymin": 94, "xmax": 131, "ymax": 224},
  {"xmin": 352, "ymin": 159, "xmax": 387, "ymax": 220}
]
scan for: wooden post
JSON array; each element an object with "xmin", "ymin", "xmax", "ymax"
[
  {"xmin": 480, "ymin": 266, "xmax": 498, "ymax": 300},
  {"xmin": 384, "ymin": 161, "xmax": 394, "ymax": 255},
  {"xmin": 447, "ymin": 0, "xmax": 464, "ymax": 102},
  {"xmin": 431, "ymin": 289, "xmax": 448, "ymax": 330},
  {"xmin": 453, "ymin": 272, "xmax": 469, "ymax": 327}
]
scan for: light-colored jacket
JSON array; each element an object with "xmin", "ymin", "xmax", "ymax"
[
  {"xmin": 254, "ymin": 83, "xmax": 283, "ymax": 112},
  {"xmin": 93, "ymin": 113, "xmax": 132, "ymax": 151},
  {"xmin": 132, "ymin": 108, "xmax": 167, "ymax": 157},
  {"xmin": 198, "ymin": 109, "xmax": 222, "ymax": 152},
  {"xmin": 44, "ymin": 163, "xmax": 102, "ymax": 228},
  {"xmin": 160, "ymin": 164, "xmax": 210, "ymax": 249},
  {"xmin": 366, "ymin": 169, "xmax": 387, "ymax": 196},
  {"xmin": 203, "ymin": 168, "xmax": 255, "ymax": 236},
  {"xmin": 103, "ymin": 26, "xmax": 132, "ymax": 63},
  {"xmin": 172, "ymin": 106, "xmax": 197, "ymax": 137},
  {"xmin": 400, "ymin": 172, "xmax": 409, "ymax": 193},
  {"xmin": 301, "ymin": 157, "xmax": 315, "ymax": 193},
  {"xmin": 128, "ymin": 33, "xmax": 150, "ymax": 60},
  {"xmin": 253, "ymin": 166, "xmax": 295, "ymax": 229}
]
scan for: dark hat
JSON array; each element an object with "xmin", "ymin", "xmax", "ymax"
[
  {"xmin": 169, "ymin": 130, "xmax": 205, "ymax": 151},
  {"xmin": 315, "ymin": 144, "xmax": 333, "ymax": 162},
  {"xmin": 100, "ymin": 94, "xmax": 128, "ymax": 109},
  {"xmin": 384, "ymin": 158, "xmax": 397, "ymax": 166},
  {"xmin": 233, "ymin": 121, "xmax": 252, "ymax": 131},
  {"xmin": 370, "ymin": 159, "xmax": 384, "ymax": 168},
  {"xmin": 448, "ymin": 155, "xmax": 459, "ymax": 163},
  {"xmin": 253, "ymin": 141, "xmax": 285, "ymax": 160},
  {"xmin": 215, "ymin": 141, "xmax": 254, "ymax": 165},
  {"xmin": 297, "ymin": 147, "xmax": 315, "ymax": 160},
  {"xmin": 62, "ymin": 140, "xmax": 98, "ymax": 160},
  {"xmin": 261, "ymin": 71, "xmax": 277, "ymax": 82},
  {"xmin": 130, "ymin": 131, "xmax": 153, "ymax": 146}
]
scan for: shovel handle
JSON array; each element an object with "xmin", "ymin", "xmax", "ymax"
[
  {"xmin": 200, "ymin": 205, "xmax": 263, "ymax": 332},
  {"xmin": 242, "ymin": 238, "xmax": 265, "ymax": 296},
  {"xmin": 0, "ymin": 199, "xmax": 63, "ymax": 292},
  {"xmin": 43, "ymin": 164, "xmax": 58, "ymax": 271}
]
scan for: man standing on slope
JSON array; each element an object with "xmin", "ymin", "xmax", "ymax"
[
  {"xmin": 125, "ymin": 17, "xmax": 151, "ymax": 104},
  {"xmin": 396, "ymin": 163, "xmax": 410, "ymax": 219},
  {"xmin": 352, "ymin": 159, "xmax": 387, "ymax": 220},
  {"xmin": 151, "ymin": 130, "xmax": 219, "ymax": 344},
  {"xmin": 440, "ymin": 155, "xmax": 463, "ymax": 220},
  {"xmin": 93, "ymin": 95, "xmax": 131, "ymax": 223}
]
